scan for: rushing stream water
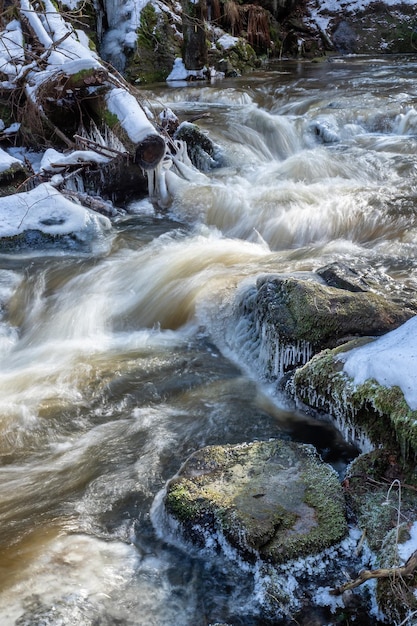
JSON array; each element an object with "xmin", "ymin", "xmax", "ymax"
[{"xmin": 2, "ymin": 55, "xmax": 417, "ymax": 625}]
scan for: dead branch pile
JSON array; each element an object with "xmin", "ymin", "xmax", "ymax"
[{"xmin": 0, "ymin": 0, "xmax": 165, "ymax": 170}]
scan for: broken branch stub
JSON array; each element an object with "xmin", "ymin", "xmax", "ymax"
[{"xmin": 134, "ymin": 134, "xmax": 166, "ymax": 170}]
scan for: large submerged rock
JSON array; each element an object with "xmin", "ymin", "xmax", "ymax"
[
  {"xmin": 164, "ymin": 439, "xmax": 347, "ymax": 565},
  {"xmin": 0, "ymin": 182, "xmax": 111, "ymax": 252},
  {"xmin": 292, "ymin": 340, "xmax": 417, "ymax": 460},
  {"xmin": 235, "ymin": 271, "xmax": 413, "ymax": 380}
]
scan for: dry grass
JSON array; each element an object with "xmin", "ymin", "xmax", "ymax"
[
  {"xmin": 222, "ymin": 0, "xmax": 242, "ymax": 36},
  {"xmin": 210, "ymin": 0, "xmax": 222, "ymax": 23},
  {"xmin": 245, "ymin": 5, "xmax": 270, "ymax": 50}
]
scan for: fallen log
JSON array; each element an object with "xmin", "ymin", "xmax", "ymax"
[{"xmin": 8, "ymin": 0, "xmax": 166, "ymax": 170}]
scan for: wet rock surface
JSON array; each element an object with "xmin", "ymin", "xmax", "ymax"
[
  {"xmin": 174, "ymin": 122, "xmax": 221, "ymax": 172},
  {"xmin": 234, "ymin": 271, "xmax": 414, "ymax": 381},
  {"xmin": 292, "ymin": 340, "xmax": 417, "ymax": 459},
  {"xmin": 317, "ymin": 261, "xmax": 417, "ymax": 314},
  {"xmin": 253, "ymin": 274, "xmax": 413, "ymax": 351},
  {"xmin": 164, "ymin": 439, "xmax": 348, "ymax": 564}
]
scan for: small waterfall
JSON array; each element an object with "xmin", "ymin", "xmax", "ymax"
[{"xmin": 204, "ymin": 282, "xmax": 314, "ymax": 387}]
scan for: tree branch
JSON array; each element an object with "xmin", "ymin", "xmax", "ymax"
[{"xmin": 331, "ymin": 550, "xmax": 417, "ymax": 595}]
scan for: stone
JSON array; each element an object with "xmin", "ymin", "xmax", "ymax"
[
  {"xmin": 317, "ymin": 262, "xmax": 417, "ymax": 315},
  {"xmin": 174, "ymin": 122, "xmax": 220, "ymax": 171},
  {"xmin": 164, "ymin": 439, "xmax": 347, "ymax": 565},
  {"xmin": 292, "ymin": 342, "xmax": 417, "ymax": 460},
  {"xmin": 232, "ymin": 273, "xmax": 413, "ymax": 381},
  {"xmin": 253, "ymin": 274, "xmax": 412, "ymax": 350}
]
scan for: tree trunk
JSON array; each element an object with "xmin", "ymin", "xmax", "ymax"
[{"xmin": 181, "ymin": 0, "xmax": 208, "ymax": 70}]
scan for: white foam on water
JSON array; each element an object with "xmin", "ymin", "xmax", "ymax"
[{"xmin": 0, "ymin": 533, "xmax": 140, "ymax": 625}]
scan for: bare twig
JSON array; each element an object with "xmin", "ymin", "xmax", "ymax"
[
  {"xmin": 331, "ymin": 549, "xmax": 417, "ymax": 595},
  {"xmin": 73, "ymin": 134, "xmax": 129, "ymax": 159}
]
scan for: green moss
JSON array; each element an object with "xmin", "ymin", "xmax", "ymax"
[
  {"xmin": 102, "ymin": 110, "xmax": 119, "ymax": 129},
  {"xmin": 165, "ymin": 441, "xmax": 347, "ymax": 564},
  {"xmin": 125, "ymin": 2, "xmax": 180, "ymax": 84},
  {"xmin": 343, "ymin": 448, "xmax": 417, "ymax": 622},
  {"xmin": 355, "ymin": 382, "xmax": 417, "ymax": 459},
  {"xmin": 253, "ymin": 276, "xmax": 410, "ymax": 359},
  {"xmin": 293, "ymin": 344, "xmax": 417, "ymax": 461},
  {"xmin": 137, "ymin": 3, "xmax": 159, "ymax": 50},
  {"xmin": 165, "ymin": 479, "xmax": 202, "ymax": 521},
  {"xmin": 302, "ymin": 463, "xmax": 347, "ymax": 545},
  {"xmin": 227, "ymin": 40, "xmax": 258, "ymax": 73},
  {"xmin": 382, "ymin": 19, "xmax": 417, "ymax": 53},
  {"xmin": 266, "ymin": 457, "xmax": 347, "ymax": 562}
]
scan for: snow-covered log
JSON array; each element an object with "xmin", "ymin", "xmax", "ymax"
[{"xmin": 2, "ymin": 0, "xmax": 165, "ymax": 170}]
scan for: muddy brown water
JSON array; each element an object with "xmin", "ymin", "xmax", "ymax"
[{"xmin": 2, "ymin": 55, "xmax": 417, "ymax": 624}]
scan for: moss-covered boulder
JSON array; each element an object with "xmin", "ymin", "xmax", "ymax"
[
  {"xmin": 236, "ymin": 273, "xmax": 413, "ymax": 379},
  {"xmin": 165, "ymin": 439, "xmax": 347, "ymax": 565},
  {"xmin": 255, "ymin": 275, "xmax": 412, "ymax": 349},
  {"xmin": 292, "ymin": 341, "xmax": 417, "ymax": 460},
  {"xmin": 210, "ymin": 36, "xmax": 260, "ymax": 76},
  {"xmin": 125, "ymin": 2, "xmax": 182, "ymax": 84}
]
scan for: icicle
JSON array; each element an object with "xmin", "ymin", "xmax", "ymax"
[{"xmin": 147, "ymin": 161, "xmax": 171, "ymax": 208}]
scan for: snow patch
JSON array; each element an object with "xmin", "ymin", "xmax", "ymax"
[
  {"xmin": 217, "ymin": 34, "xmax": 239, "ymax": 50},
  {"xmin": 0, "ymin": 182, "xmax": 111, "ymax": 239},
  {"xmin": 398, "ymin": 521, "xmax": 417, "ymax": 564},
  {"xmin": 167, "ymin": 58, "xmax": 207, "ymax": 82},
  {"xmin": 0, "ymin": 148, "xmax": 23, "ymax": 174},
  {"xmin": 339, "ymin": 316, "xmax": 417, "ymax": 411}
]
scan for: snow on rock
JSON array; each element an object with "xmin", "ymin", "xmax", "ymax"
[
  {"xmin": 0, "ymin": 182, "xmax": 111, "ymax": 240},
  {"xmin": 166, "ymin": 58, "xmax": 207, "ymax": 82},
  {"xmin": 339, "ymin": 316, "xmax": 417, "ymax": 411},
  {"xmin": 216, "ymin": 34, "xmax": 239, "ymax": 50},
  {"xmin": 0, "ymin": 148, "xmax": 24, "ymax": 174}
]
